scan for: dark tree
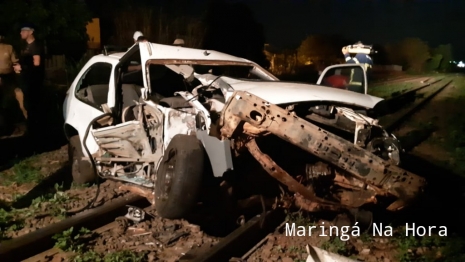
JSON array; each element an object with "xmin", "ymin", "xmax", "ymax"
[
  {"xmin": 372, "ymin": 44, "xmax": 388, "ymax": 65},
  {"xmin": 0, "ymin": 0, "xmax": 92, "ymax": 62},
  {"xmin": 202, "ymin": 0, "xmax": 269, "ymax": 68},
  {"xmin": 86, "ymin": 0, "xmax": 205, "ymax": 47}
]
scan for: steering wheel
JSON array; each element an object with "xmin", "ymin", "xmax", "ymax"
[{"xmin": 191, "ymin": 75, "xmax": 222, "ymax": 102}]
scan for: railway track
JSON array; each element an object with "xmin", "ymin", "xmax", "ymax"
[
  {"xmin": 371, "ymin": 74, "xmax": 412, "ymax": 84},
  {"xmin": 380, "ymin": 77, "xmax": 453, "ymax": 131},
  {"xmin": 370, "ymin": 75, "xmax": 429, "ymax": 87},
  {"xmin": 0, "ymin": 77, "xmax": 455, "ymax": 262},
  {"xmin": 387, "ymin": 77, "xmax": 442, "ymax": 97}
]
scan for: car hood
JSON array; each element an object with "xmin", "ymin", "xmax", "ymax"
[{"xmin": 219, "ymin": 77, "xmax": 383, "ymax": 109}]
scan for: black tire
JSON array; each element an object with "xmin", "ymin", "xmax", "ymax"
[
  {"xmin": 155, "ymin": 134, "xmax": 205, "ymax": 219},
  {"xmin": 68, "ymin": 135, "xmax": 96, "ymax": 185}
]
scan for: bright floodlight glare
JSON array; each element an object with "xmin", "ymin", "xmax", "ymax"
[{"xmin": 458, "ymin": 61, "xmax": 465, "ymax": 68}]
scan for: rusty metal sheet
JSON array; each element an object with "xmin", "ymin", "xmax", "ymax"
[
  {"xmin": 220, "ymin": 91, "xmax": 426, "ymax": 210},
  {"xmin": 338, "ymin": 190, "xmax": 377, "ymax": 207}
]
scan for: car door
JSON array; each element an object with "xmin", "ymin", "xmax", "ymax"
[
  {"xmin": 64, "ymin": 59, "xmax": 115, "ymax": 156},
  {"xmin": 317, "ymin": 64, "xmax": 368, "ymax": 95},
  {"xmin": 87, "ymin": 43, "xmax": 165, "ymax": 165}
]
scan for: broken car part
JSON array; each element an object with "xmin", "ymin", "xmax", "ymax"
[
  {"xmin": 219, "ymin": 91, "xmax": 426, "ymax": 212},
  {"xmin": 63, "ymin": 41, "xmax": 426, "ymax": 221},
  {"xmin": 125, "ymin": 205, "xmax": 146, "ymax": 223}
]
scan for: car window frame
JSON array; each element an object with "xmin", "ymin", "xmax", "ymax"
[{"xmin": 74, "ymin": 62, "xmax": 114, "ymax": 111}]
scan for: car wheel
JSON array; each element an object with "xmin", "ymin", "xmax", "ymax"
[
  {"xmin": 68, "ymin": 135, "xmax": 96, "ymax": 185},
  {"xmin": 155, "ymin": 134, "xmax": 205, "ymax": 219}
]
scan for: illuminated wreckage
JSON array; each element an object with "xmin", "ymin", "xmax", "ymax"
[
  {"xmin": 89, "ymin": 87, "xmax": 425, "ymax": 218},
  {"xmin": 69, "ymin": 45, "xmax": 425, "ymax": 220}
]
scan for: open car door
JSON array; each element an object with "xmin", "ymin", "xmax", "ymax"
[
  {"xmin": 317, "ymin": 64, "xmax": 368, "ymax": 95},
  {"xmin": 85, "ymin": 42, "xmax": 166, "ymax": 186}
]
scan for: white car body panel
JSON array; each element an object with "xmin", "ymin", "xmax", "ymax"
[
  {"xmin": 132, "ymin": 42, "xmax": 256, "ymax": 63},
  {"xmin": 218, "ymin": 77, "xmax": 383, "ymax": 109},
  {"xmin": 63, "ymin": 55, "xmax": 119, "ymax": 157}
]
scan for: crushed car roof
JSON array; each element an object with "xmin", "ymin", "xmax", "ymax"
[{"xmin": 107, "ymin": 42, "xmax": 254, "ymax": 63}]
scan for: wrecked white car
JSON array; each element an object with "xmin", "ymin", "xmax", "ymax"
[{"xmin": 63, "ymin": 42, "xmax": 425, "ymax": 219}]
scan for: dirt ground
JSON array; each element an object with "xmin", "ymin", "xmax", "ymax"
[
  {"xmin": 0, "ymin": 145, "xmax": 68, "ymax": 199},
  {"xmin": 44, "ymin": 207, "xmax": 221, "ymax": 262},
  {"xmin": 0, "ymin": 144, "xmax": 129, "ymax": 241}
]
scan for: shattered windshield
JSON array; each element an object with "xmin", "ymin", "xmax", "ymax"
[
  {"xmin": 121, "ymin": 58, "xmax": 279, "ymax": 98},
  {"xmin": 191, "ymin": 65, "xmax": 265, "ymax": 80}
]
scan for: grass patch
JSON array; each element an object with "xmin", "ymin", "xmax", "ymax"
[
  {"xmin": 0, "ymin": 183, "xmax": 77, "ymax": 240},
  {"xmin": 389, "ymin": 226, "xmax": 465, "ymax": 262},
  {"xmin": 321, "ymin": 237, "xmax": 349, "ymax": 255},
  {"xmin": 442, "ymin": 76, "xmax": 465, "ymax": 175},
  {"xmin": 369, "ymin": 82, "xmax": 421, "ymax": 98},
  {"xmin": 285, "ymin": 210, "xmax": 315, "ymax": 226},
  {"xmin": 0, "ymin": 155, "xmax": 45, "ymax": 185},
  {"xmin": 53, "ymin": 227, "xmax": 148, "ymax": 261}
]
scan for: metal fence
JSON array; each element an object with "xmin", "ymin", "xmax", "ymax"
[
  {"xmin": 44, "ymin": 55, "xmax": 67, "ymax": 86},
  {"xmin": 45, "ymin": 55, "xmax": 66, "ymax": 70}
]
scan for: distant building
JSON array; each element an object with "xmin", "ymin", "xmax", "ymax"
[{"xmin": 86, "ymin": 18, "xmax": 101, "ymax": 50}]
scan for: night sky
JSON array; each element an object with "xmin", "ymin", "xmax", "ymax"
[{"xmin": 224, "ymin": 0, "xmax": 465, "ymax": 60}]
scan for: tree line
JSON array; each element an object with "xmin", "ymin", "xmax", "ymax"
[
  {"xmin": 270, "ymin": 35, "xmax": 454, "ymax": 76},
  {"xmin": 0, "ymin": 0, "xmax": 454, "ymax": 76},
  {"xmin": 0, "ymin": 0, "xmax": 268, "ymax": 68}
]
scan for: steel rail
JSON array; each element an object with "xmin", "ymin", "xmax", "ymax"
[
  {"xmin": 371, "ymin": 75, "xmax": 429, "ymax": 87},
  {"xmin": 384, "ymin": 79, "xmax": 453, "ymax": 133},
  {"xmin": 0, "ymin": 194, "xmax": 146, "ymax": 261},
  {"xmin": 387, "ymin": 77, "xmax": 443, "ymax": 98}
]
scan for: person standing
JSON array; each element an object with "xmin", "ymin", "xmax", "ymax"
[
  {"xmin": 341, "ymin": 42, "xmax": 374, "ymax": 93},
  {"xmin": 12, "ymin": 23, "xmax": 45, "ymax": 139},
  {"xmin": 0, "ymin": 32, "xmax": 18, "ymax": 89},
  {"xmin": 0, "ymin": 32, "xmax": 20, "ymax": 136},
  {"xmin": 342, "ymin": 42, "xmax": 374, "ymax": 71}
]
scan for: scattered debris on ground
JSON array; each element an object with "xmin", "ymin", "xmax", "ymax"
[{"xmin": 46, "ymin": 208, "xmax": 221, "ymax": 262}]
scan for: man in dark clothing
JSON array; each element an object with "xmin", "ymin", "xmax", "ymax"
[{"xmin": 13, "ymin": 23, "xmax": 45, "ymax": 138}]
